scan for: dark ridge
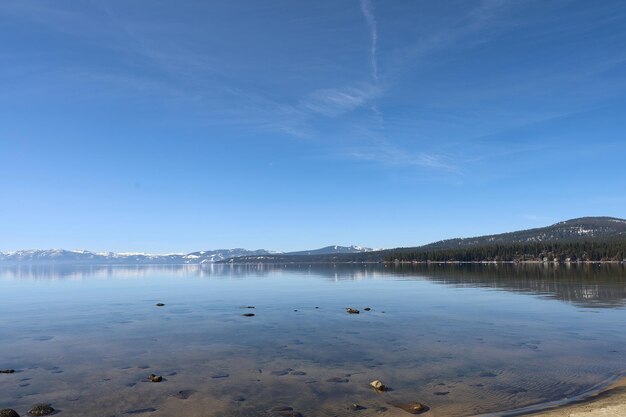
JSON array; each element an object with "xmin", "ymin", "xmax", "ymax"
[{"xmin": 224, "ymin": 217, "xmax": 626, "ymax": 264}]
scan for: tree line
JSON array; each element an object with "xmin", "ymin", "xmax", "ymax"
[{"xmin": 383, "ymin": 239, "xmax": 626, "ymax": 263}]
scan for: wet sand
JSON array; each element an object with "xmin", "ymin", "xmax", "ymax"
[{"xmin": 528, "ymin": 378, "xmax": 626, "ymax": 417}]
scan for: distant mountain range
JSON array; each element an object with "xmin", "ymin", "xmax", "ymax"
[
  {"xmin": 0, "ymin": 245, "xmax": 374, "ymax": 265},
  {"xmin": 225, "ymin": 217, "xmax": 626, "ymax": 263},
  {"xmin": 285, "ymin": 245, "xmax": 374, "ymax": 256},
  {"xmin": 2, "ymin": 217, "xmax": 625, "ymax": 265}
]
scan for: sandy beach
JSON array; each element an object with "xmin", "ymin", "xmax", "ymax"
[{"xmin": 528, "ymin": 378, "xmax": 626, "ymax": 417}]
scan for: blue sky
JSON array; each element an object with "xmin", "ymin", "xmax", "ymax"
[{"xmin": 1, "ymin": 0, "xmax": 625, "ymax": 253}]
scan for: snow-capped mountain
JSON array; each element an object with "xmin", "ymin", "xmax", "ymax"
[
  {"xmin": 182, "ymin": 249, "xmax": 276, "ymax": 264},
  {"xmin": 0, "ymin": 246, "xmax": 373, "ymax": 264},
  {"xmin": 0, "ymin": 249, "xmax": 275, "ymax": 265},
  {"xmin": 285, "ymin": 245, "xmax": 375, "ymax": 256}
]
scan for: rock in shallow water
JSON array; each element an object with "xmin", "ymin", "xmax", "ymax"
[
  {"xmin": 326, "ymin": 376, "xmax": 349, "ymax": 383},
  {"xmin": 125, "ymin": 407, "xmax": 157, "ymax": 414},
  {"xmin": 242, "ymin": 313, "xmax": 255, "ymax": 317},
  {"xmin": 290, "ymin": 371, "xmax": 307, "ymax": 376},
  {"xmin": 1, "ymin": 369, "xmax": 15, "ymax": 374},
  {"xmin": 155, "ymin": 303, "xmax": 165, "ymax": 307},
  {"xmin": 346, "ymin": 308, "xmax": 360, "ymax": 314},
  {"xmin": 389, "ymin": 401, "xmax": 428, "ymax": 414},
  {"xmin": 0, "ymin": 410, "xmax": 20, "ymax": 417},
  {"xmin": 172, "ymin": 389, "xmax": 194, "ymax": 399},
  {"xmin": 269, "ymin": 368, "xmax": 291, "ymax": 375},
  {"xmin": 369, "ymin": 379, "xmax": 388, "ymax": 391},
  {"xmin": 28, "ymin": 404, "xmax": 55, "ymax": 416},
  {"xmin": 270, "ymin": 406, "xmax": 303, "ymax": 417},
  {"xmin": 148, "ymin": 374, "xmax": 162, "ymax": 382}
]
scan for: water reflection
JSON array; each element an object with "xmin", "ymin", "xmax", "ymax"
[
  {"xmin": 2, "ymin": 263, "xmax": 626, "ymax": 416},
  {"xmin": 2, "ymin": 263, "xmax": 625, "ymax": 308}
]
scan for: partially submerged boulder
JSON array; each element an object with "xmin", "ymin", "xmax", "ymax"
[
  {"xmin": 28, "ymin": 404, "xmax": 54, "ymax": 416},
  {"xmin": 370, "ymin": 379, "xmax": 388, "ymax": 392},
  {"xmin": 148, "ymin": 374, "xmax": 162, "ymax": 383}
]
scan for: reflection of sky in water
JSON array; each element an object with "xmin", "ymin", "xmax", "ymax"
[{"xmin": 1, "ymin": 265, "xmax": 626, "ymax": 417}]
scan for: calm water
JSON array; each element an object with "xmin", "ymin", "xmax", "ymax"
[{"xmin": 1, "ymin": 263, "xmax": 626, "ymax": 417}]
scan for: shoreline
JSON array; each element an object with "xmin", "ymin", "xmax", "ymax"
[
  {"xmin": 0, "ymin": 260, "xmax": 625, "ymax": 266},
  {"xmin": 490, "ymin": 376, "xmax": 626, "ymax": 417}
]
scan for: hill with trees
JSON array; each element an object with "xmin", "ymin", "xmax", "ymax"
[{"xmin": 227, "ymin": 217, "xmax": 626, "ymax": 264}]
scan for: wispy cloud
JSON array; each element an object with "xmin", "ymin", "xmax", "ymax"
[
  {"xmin": 386, "ymin": 0, "xmax": 525, "ymax": 81},
  {"xmin": 347, "ymin": 140, "xmax": 457, "ymax": 171},
  {"xmin": 299, "ymin": 84, "xmax": 379, "ymax": 117},
  {"xmin": 359, "ymin": 0, "xmax": 378, "ymax": 82},
  {"xmin": 9, "ymin": 0, "xmax": 609, "ymax": 179}
]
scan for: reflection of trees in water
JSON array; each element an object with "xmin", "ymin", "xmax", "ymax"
[
  {"xmin": 395, "ymin": 263, "xmax": 626, "ymax": 308},
  {"xmin": 279, "ymin": 263, "xmax": 626, "ymax": 308},
  {"xmin": 2, "ymin": 263, "xmax": 625, "ymax": 308}
]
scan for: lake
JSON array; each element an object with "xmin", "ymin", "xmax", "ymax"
[{"xmin": 1, "ymin": 263, "xmax": 626, "ymax": 417}]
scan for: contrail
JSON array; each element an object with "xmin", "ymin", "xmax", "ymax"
[{"xmin": 360, "ymin": 0, "xmax": 378, "ymax": 82}]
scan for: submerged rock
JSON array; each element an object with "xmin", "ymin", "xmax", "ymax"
[
  {"xmin": 0, "ymin": 369, "xmax": 15, "ymax": 374},
  {"xmin": 326, "ymin": 376, "xmax": 349, "ymax": 383},
  {"xmin": 346, "ymin": 308, "xmax": 360, "ymax": 314},
  {"xmin": 389, "ymin": 401, "xmax": 428, "ymax": 414},
  {"xmin": 125, "ymin": 408, "xmax": 157, "ymax": 414},
  {"xmin": 290, "ymin": 371, "xmax": 307, "ymax": 376},
  {"xmin": 0, "ymin": 410, "xmax": 20, "ymax": 417},
  {"xmin": 148, "ymin": 374, "xmax": 163, "ymax": 382},
  {"xmin": 369, "ymin": 380, "xmax": 388, "ymax": 391},
  {"xmin": 270, "ymin": 406, "xmax": 303, "ymax": 417},
  {"xmin": 172, "ymin": 389, "xmax": 194, "ymax": 399},
  {"xmin": 271, "ymin": 369, "xmax": 290, "ymax": 376},
  {"xmin": 28, "ymin": 404, "xmax": 55, "ymax": 416},
  {"xmin": 210, "ymin": 372, "xmax": 229, "ymax": 379}
]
